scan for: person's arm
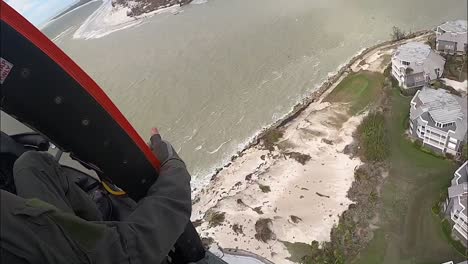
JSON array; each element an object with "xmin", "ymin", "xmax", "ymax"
[{"xmin": 94, "ymin": 129, "xmax": 192, "ymax": 263}]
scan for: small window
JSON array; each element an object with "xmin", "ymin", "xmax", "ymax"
[{"xmin": 402, "ymin": 61, "xmax": 410, "ymax": 66}]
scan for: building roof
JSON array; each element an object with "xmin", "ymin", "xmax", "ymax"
[
  {"xmin": 417, "ymin": 87, "xmax": 464, "ymax": 123},
  {"xmin": 438, "ymin": 20, "xmax": 468, "ymax": 33},
  {"xmin": 410, "ymin": 87, "xmax": 468, "ymax": 140},
  {"xmin": 448, "ymin": 183, "xmax": 467, "ymax": 198},
  {"xmin": 393, "ymin": 42, "xmax": 431, "ymax": 63},
  {"xmin": 393, "ymin": 42, "xmax": 445, "ymax": 80}
]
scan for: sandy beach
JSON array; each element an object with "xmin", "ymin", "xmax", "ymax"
[{"xmin": 192, "ymin": 32, "xmax": 433, "ymax": 263}]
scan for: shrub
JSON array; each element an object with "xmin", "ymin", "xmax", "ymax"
[
  {"xmin": 445, "ymin": 153, "xmax": 455, "ymax": 160},
  {"xmin": 254, "ymin": 218, "xmax": 275, "ymax": 242},
  {"xmin": 390, "ymin": 76, "xmax": 399, "ymax": 87},
  {"xmin": 262, "ymin": 128, "xmax": 284, "ymax": 151},
  {"xmin": 412, "ymin": 139, "xmax": 423, "ymax": 149},
  {"xmin": 391, "ymin": 26, "xmax": 406, "ymax": 41},
  {"xmin": 258, "ymin": 184, "xmax": 271, "ymax": 193},
  {"xmin": 426, "ymin": 35, "xmax": 436, "ymax": 50},
  {"xmin": 284, "ymin": 152, "xmax": 311, "ymax": 165},
  {"xmin": 356, "ymin": 112, "xmax": 389, "ymax": 162},
  {"xmin": 207, "ymin": 211, "xmax": 225, "ymax": 228},
  {"xmin": 232, "ymin": 224, "xmax": 244, "ymax": 235},
  {"xmin": 431, "ymin": 202, "xmax": 441, "ymax": 215},
  {"xmin": 383, "ymin": 64, "xmax": 392, "ymax": 78}
]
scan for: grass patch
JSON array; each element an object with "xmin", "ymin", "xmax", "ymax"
[
  {"xmin": 324, "ymin": 71, "xmax": 384, "ymax": 114},
  {"xmin": 284, "ymin": 152, "xmax": 311, "ymax": 165},
  {"xmin": 207, "ymin": 211, "xmax": 225, "ymax": 228},
  {"xmin": 254, "ymin": 218, "xmax": 275, "ymax": 242},
  {"xmin": 441, "ymin": 218, "xmax": 468, "ymax": 257},
  {"xmin": 283, "ymin": 241, "xmax": 321, "ymax": 263},
  {"xmin": 262, "ymin": 128, "xmax": 284, "ymax": 151},
  {"xmin": 353, "ymin": 89, "xmax": 461, "ymax": 264},
  {"xmin": 258, "ymin": 183, "xmax": 271, "ymax": 193},
  {"xmin": 356, "ymin": 112, "xmax": 389, "ymax": 162}
]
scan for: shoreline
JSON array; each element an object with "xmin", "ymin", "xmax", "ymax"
[
  {"xmin": 195, "ymin": 29, "xmax": 433, "ymax": 195},
  {"xmin": 192, "ymin": 30, "xmax": 434, "ymax": 263},
  {"xmin": 73, "ymin": 0, "xmax": 186, "ymax": 39}
]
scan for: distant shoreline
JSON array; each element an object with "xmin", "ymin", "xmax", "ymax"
[{"xmin": 53, "ymin": 0, "xmax": 96, "ymax": 20}]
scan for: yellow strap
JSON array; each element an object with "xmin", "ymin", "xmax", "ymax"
[{"xmin": 102, "ymin": 181, "xmax": 126, "ymax": 196}]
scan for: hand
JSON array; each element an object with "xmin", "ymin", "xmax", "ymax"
[
  {"xmin": 151, "ymin": 127, "xmax": 159, "ymax": 136},
  {"xmin": 149, "ymin": 127, "xmax": 178, "ymax": 165}
]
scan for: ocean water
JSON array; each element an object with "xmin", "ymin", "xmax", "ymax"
[{"xmin": 39, "ymin": 0, "xmax": 467, "ymax": 189}]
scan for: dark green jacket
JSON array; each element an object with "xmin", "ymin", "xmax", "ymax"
[{"xmin": 1, "ymin": 155, "xmax": 191, "ymax": 264}]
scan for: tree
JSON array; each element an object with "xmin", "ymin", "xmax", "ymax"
[{"xmin": 391, "ymin": 26, "xmax": 406, "ymax": 41}]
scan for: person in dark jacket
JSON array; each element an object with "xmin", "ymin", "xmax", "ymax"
[{"xmin": 0, "ymin": 128, "xmax": 192, "ymax": 264}]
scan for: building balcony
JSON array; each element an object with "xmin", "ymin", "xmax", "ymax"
[
  {"xmin": 454, "ymin": 223, "xmax": 468, "ymax": 240},
  {"xmin": 424, "ymin": 134, "xmax": 447, "ymax": 144}
]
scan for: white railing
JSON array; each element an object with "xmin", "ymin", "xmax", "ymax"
[
  {"xmin": 423, "ymin": 137, "xmax": 445, "ymax": 149},
  {"xmin": 453, "ymin": 224, "xmax": 468, "ymax": 240}
]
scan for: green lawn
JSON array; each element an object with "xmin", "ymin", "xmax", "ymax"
[
  {"xmin": 324, "ymin": 71, "xmax": 384, "ymax": 114},
  {"xmin": 353, "ymin": 89, "xmax": 463, "ymax": 264}
]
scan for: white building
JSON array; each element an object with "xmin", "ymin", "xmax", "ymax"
[
  {"xmin": 445, "ymin": 161, "xmax": 468, "ymax": 246},
  {"xmin": 391, "ymin": 42, "xmax": 446, "ymax": 90},
  {"xmin": 436, "ymin": 20, "xmax": 468, "ymax": 54},
  {"xmin": 409, "ymin": 86, "xmax": 467, "ymax": 155}
]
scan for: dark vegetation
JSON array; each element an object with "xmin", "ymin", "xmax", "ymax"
[
  {"xmin": 207, "ymin": 211, "xmax": 225, "ymax": 228},
  {"xmin": 284, "ymin": 152, "xmax": 312, "ymax": 165},
  {"xmin": 232, "ymin": 224, "xmax": 244, "ymax": 235},
  {"xmin": 443, "ymin": 54, "xmax": 468, "ymax": 81},
  {"xmin": 262, "ymin": 128, "xmax": 284, "ymax": 151},
  {"xmin": 253, "ymin": 206, "xmax": 264, "ymax": 215},
  {"xmin": 201, "ymin": 237, "xmax": 214, "ymax": 249},
  {"xmin": 258, "ymin": 184, "xmax": 271, "ymax": 193},
  {"xmin": 112, "ymin": 0, "xmax": 192, "ymax": 16},
  {"xmin": 425, "ymin": 34, "xmax": 436, "ymax": 50},
  {"xmin": 284, "ymin": 163, "xmax": 385, "ymax": 264},
  {"xmin": 356, "ymin": 113, "xmax": 389, "ymax": 162},
  {"xmin": 433, "ymin": 79, "xmax": 463, "ymax": 96},
  {"xmin": 254, "ymin": 218, "xmax": 275, "ymax": 242},
  {"xmin": 390, "ymin": 26, "xmax": 406, "ymax": 41}
]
